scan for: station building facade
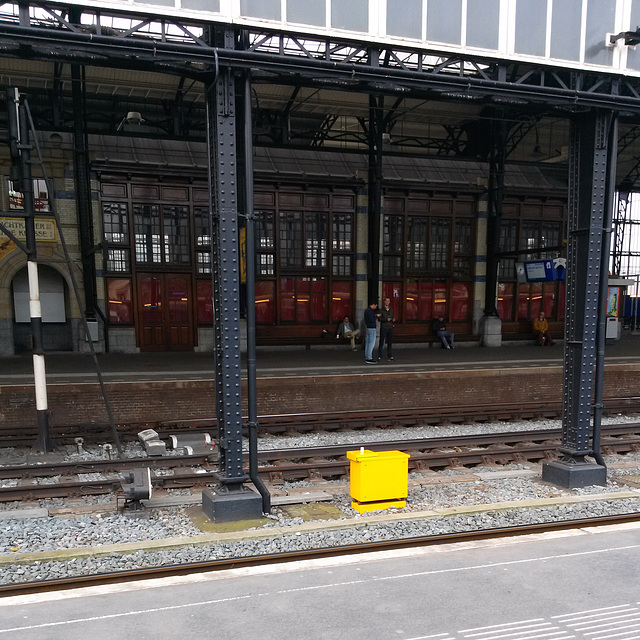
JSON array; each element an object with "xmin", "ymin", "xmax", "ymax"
[{"xmin": 0, "ymin": 138, "xmax": 567, "ymax": 355}]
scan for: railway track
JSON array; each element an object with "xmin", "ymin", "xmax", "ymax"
[
  {"xmin": 2, "ymin": 512, "xmax": 640, "ymax": 597},
  {"xmin": 3, "ymin": 396, "xmax": 640, "ymax": 447},
  {"xmin": 2, "ymin": 423, "xmax": 640, "ymax": 502}
]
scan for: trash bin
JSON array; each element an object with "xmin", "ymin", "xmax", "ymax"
[
  {"xmin": 606, "ymin": 316, "xmax": 621, "ymax": 341},
  {"xmin": 346, "ymin": 449, "xmax": 410, "ymax": 514},
  {"xmin": 86, "ymin": 318, "xmax": 99, "ymax": 342}
]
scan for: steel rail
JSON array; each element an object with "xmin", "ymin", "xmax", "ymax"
[
  {"xmin": 0, "ymin": 453, "xmax": 215, "ymax": 480},
  {"xmin": 1, "ymin": 511, "xmax": 640, "ymax": 597},
  {"xmin": 1, "ymin": 423, "xmax": 640, "ymax": 502}
]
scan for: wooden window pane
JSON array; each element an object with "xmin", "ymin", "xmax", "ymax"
[{"xmin": 107, "ymin": 278, "xmax": 133, "ymax": 324}]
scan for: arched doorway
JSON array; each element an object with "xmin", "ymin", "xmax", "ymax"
[{"xmin": 12, "ymin": 265, "xmax": 71, "ymax": 352}]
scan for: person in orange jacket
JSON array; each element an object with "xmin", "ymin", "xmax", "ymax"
[{"xmin": 533, "ymin": 312, "xmax": 554, "ymax": 346}]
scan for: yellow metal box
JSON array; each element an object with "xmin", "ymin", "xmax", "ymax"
[{"xmin": 346, "ymin": 449, "xmax": 410, "ymax": 503}]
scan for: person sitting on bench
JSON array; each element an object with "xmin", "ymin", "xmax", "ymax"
[
  {"xmin": 432, "ymin": 315, "xmax": 454, "ymax": 349},
  {"xmin": 533, "ymin": 312, "xmax": 554, "ymax": 346},
  {"xmin": 336, "ymin": 315, "xmax": 361, "ymax": 351}
]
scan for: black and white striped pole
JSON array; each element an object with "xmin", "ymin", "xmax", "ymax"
[{"xmin": 6, "ymin": 88, "xmax": 53, "ymax": 453}]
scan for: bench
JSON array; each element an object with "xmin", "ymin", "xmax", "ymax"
[
  {"xmin": 256, "ymin": 330, "xmax": 478, "ymax": 349},
  {"xmin": 257, "ymin": 325, "xmax": 359, "ymax": 349}
]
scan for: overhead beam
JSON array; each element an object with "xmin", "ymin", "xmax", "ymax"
[{"xmin": 3, "ymin": 19, "xmax": 640, "ymax": 113}]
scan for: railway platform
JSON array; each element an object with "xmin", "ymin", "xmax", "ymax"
[
  {"xmin": 1, "ymin": 331, "xmax": 639, "ymax": 385},
  {"xmin": 1, "ymin": 334, "xmax": 639, "ymax": 433},
  {"xmin": 2, "ymin": 520, "xmax": 640, "ymax": 639}
]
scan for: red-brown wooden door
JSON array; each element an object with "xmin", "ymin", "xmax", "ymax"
[{"xmin": 137, "ymin": 274, "xmax": 193, "ymax": 351}]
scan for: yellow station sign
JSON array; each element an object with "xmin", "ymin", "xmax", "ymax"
[{"xmin": 0, "ymin": 217, "xmax": 57, "ymax": 262}]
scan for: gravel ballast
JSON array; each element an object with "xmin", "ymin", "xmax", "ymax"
[{"xmin": 1, "ymin": 416, "xmax": 640, "ymax": 585}]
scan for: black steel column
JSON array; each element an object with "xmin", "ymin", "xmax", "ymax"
[
  {"xmin": 541, "ymin": 110, "xmax": 613, "ymax": 488},
  {"xmin": 201, "ymin": 29, "xmax": 262, "ymax": 522},
  {"xmin": 484, "ymin": 115, "xmax": 506, "ymax": 317},
  {"xmin": 368, "ymin": 92, "xmax": 383, "ymax": 305},
  {"xmin": 242, "ymin": 71, "xmax": 270, "ymax": 514},
  {"xmin": 71, "ymin": 63, "xmax": 97, "ymax": 320}
]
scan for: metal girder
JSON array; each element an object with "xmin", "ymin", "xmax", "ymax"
[
  {"xmin": 612, "ymin": 190, "xmax": 631, "ymax": 275},
  {"xmin": 3, "ymin": 87, "xmax": 207, "ymax": 139},
  {"xmin": 484, "ymin": 112, "xmax": 507, "ymax": 317},
  {"xmin": 542, "ymin": 111, "xmax": 614, "ymax": 488},
  {"xmin": 310, "ymin": 114, "xmax": 340, "ymax": 147},
  {"xmin": 368, "ymin": 93, "xmax": 383, "ymax": 305},
  {"xmin": 563, "ymin": 112, "xmax": 610, "ymax": 456},
  {"xmin": 612, "ymin": 155, "xmax": 640, "ymax": 274},
  {"xmin": 70, "ymin": 62, "xmax": 97, "ymax": 318},
  {"xmin": 206, "ymin": 31, "xmax": 246, "ymax": 487},
  {"xmin": 3, "ymin": 4, "xmax": 640, "ymax": 112},
  {"xmin": 617, "ymin": 125, "xmax": 640, "ymax": 156}
]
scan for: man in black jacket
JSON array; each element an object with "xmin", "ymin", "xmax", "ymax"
[
  {"xmin": 364, "ymin": 301, "xmax": 378, "ymax": 363},
  {"xmin": 377, "ymin": 297, "xmax": 395, "ymax": 360},
  {"xmin": 432, "ymin": 315, "xmax": 454, "ymax": 349}
]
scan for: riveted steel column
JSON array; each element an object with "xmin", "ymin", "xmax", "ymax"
[
  {"xmin": 206, "ymin": 35, "xmax": 246, "ymax": 487},
  {"xmin": 71, "ymin": 64, "xmax": 97, "ymax": 321},
  {"xmin": 542, "ymin": 110, "xmax": 613, "ymax": 488},
  {"xmin": 200, "ymin": 29, "xmax": 263, "ymax": 523},
  {"xmin": 484, "ymin": 114, "xmax": 506, "ymax": 318},
  {"xmin": 367, "ymin": 91, "xmax": 383, "ymax": 305}
]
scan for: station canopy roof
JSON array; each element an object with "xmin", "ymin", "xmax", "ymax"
[{"xmin": 2, "ymin": 48, "xmax": 640, "ymax": 191}]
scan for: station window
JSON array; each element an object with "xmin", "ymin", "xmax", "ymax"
[
  {"xmin": 383, "ymin": 215, "xmax": 404, "ymax": 277},
  {"xmin": 256, "ymin": 211, "xmax": 275, "ymax": 276},
  {"xmin": 383, "ymin": 255, "xmax": 403, "ymax": 277},
  {"xmin": 134, "ymin": 204, "xmax": 161, "ymax": 264},
  {"xmin": 7, "ymin": 178, "xmax": 51, "ymax": 212},
  {"xmin": 498, "ymin": 219, "xmax": 518, "ymax": 280},
  {"xmin": 194, "ymin": 206, "xmax": 212, "ymax": 274},
  {"xmin": 103, "ymin": 203, "xmax": 129, "ymax": 244},
  {"xmin": 133, "ymin": 203, "xmax": 190, "ymax": 265},
  {"xmin": 255, "ymin": 188, "xmax": 356, "ymax": 325},
  {"xmin": 384, "ymin": 215, "xmax": 404, "ymax": 252},
  {"xmin": 407, "ymin": 217, "xmax": 428, "ymax": 269},
  {"xmin": 279, "ymin": 211, "xmax": 328, "ymax": 270},
  {"xmin": 429, "ymin": 218, "xmax": 449, "ymax": 271},
  {"xmin": 163, "ymin": 205, "xmax": 190, "ymax": 264},
  {"xmin": 497, "ymin": 282, "xmax": 515, "ymax": 321},
  {"xmin": 106, "ymin": 248, "xmax": 131, "ymax": 273},
  {"xmin": 280, "ymin": 212, "xmax": 303, "ymax": 268},
  {"xmin": 196, "ymin": 280, "xmax": 213, "ymax": 324},
  {"xmin": 405, "ymin": 280, "xmax": 421, "ymax": 321},
  {"xmin": 107, "ymin": 278, "xmax": 133, "ymax": 324},
  {"xmin": 332, "ymin": 255, "xmax": 352, "ymax": 277},
  {"xmin": 382, "ymin": 281, "xmax": 403, "ymax": 322},
  {"xmin": 450, "ymin": 283, "xmax": 469, "ymax": 321},
  {"xmin": 255, "ymin": 281, "xmax": 275, "ymax": 323},
  {"xmin": 331, "ymin": 281, "xmax": 352, "ymax": 322},
  {"xmin": 557, "ymin": 283, "xmax": 566, "ymax": 320},
  {"xmin": 103, "ymin": 202, "xmax": 131, "ymax": 273},
  {"xmin": 304, "ymin": 213, "xmax": 327, "ymax": 268},
  {"xmin": 453, "ymin": 219, "xmax": 473, "ymax": 277},
  {"xmin": 433, "ymin": 282, "xmax": 447, "ymax": 317},
  {"xmin": 332, "ymin": 213, "xmax": 353, "ymax": 276},
  {"xmin": 280, "ymin": 277, "xmax": 326, "ymax": 322},
  {"xmin": 383, "ymin": 195, "xmax": 473, "ymax": 323},
  {"xmin": 499, "ymin": 218, "xmax": 562, "ymax": 280},
  {"xmin": 517, "ymin": 282, "xmax": 557, "ymax": 320},
  {"xmin": 520, "ymin": 220, "xmax": 561, "ymax": 261}
]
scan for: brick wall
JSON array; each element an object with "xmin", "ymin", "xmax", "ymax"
[{"xmin": 2, "ymin": 364, "xmax": 639, "ymax": 437}]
